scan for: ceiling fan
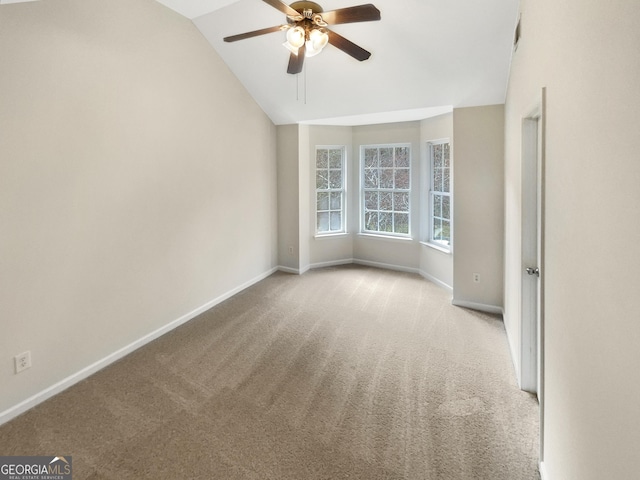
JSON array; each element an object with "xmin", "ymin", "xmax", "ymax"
[{"xmin": 223, "ymin": 0, "xmax": 381, "ymax": 75}]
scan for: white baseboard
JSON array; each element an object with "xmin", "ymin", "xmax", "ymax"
[
  {"xmin": 282, "ymin": 261, "xmax": 431, "ymax": 280},
  {"xmin": 309, "ymin": 260, "xmax": 453, "ymax": 297},
  {"xmin": 419, "ymin": 269, "xmax": 453, "ymax": 293},
  {"xmin": 539, "ymin": 461, "xmax": 549, "ymax": 480},
  {"xmin": 353, "ymin": 258, "xmax": 420, "ymax": 275},
  {"xmin": 502, "ymin": 310, "xmax": 522, "ymax": 387},
  {"xmin": 451, "ymin": 299, "xmax": 503, "ymax": 315},
  {"xmin": 277, "ymin": 265, "xmax": 311, "ymax": 275},
  {"xmin": 309, "ymin": 258, "xmax": 354, "ymax": 270},
  {"xmin": 0, "ymin": 267, "xmax": 278, "ymax": 427},
  {"xmin": 306, "ymin": 258, "xmax": 421, "ymax": 276},
  {"xmin": 278, "ymin": 265, "xmax": 301, "ymax": 274}
]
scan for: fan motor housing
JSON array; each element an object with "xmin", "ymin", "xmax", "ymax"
[{"xmin": 289, "ymin": 1, "xmax": 324, "ymax": 14}]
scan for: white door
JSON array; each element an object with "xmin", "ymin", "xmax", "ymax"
[
  {"xmin": 521, "ymin": 93, "xmax": 545, "ymax": 397},
  {"xmin": 521, "ymin": 88, "xmax": 546, "ymax": 467}
]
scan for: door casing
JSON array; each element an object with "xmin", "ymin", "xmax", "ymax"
[{"xmin": 520, "ymin": 87, "xmax": 546, "ymax": 463}]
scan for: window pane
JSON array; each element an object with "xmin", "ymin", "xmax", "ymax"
[
  {"xmin": 441, "ymin": 220, "xmax": 451, "ymax": 244},
  {"xmin": 380, "ymin": 192, "xmax": 393, "ymax": 211},
  {"xmin": 330, "ymin": 212, "xmax": 341, "ymax": 231},
  {"xmin": 316, "ymin": 146, "xmax": 344, "ymax": 236},
  {"xmin": 442, "ymin": 195, "xmax": 450, "ymax": 220},
  {"xmin": 316, "ymin": 149, "xmax": 328, "ymax": 169},
  {"xmin": 316, "ymin": 170, "xmax": 328, "ymax": 189},
  {"xmin": 380, "ymin": 169, "xmax": 394, "ymax": 188},
  {"xmin": 329, "ymin": 149, "xmax": 342, "ymax": 168},
  {"xmin": 394, "ymin": 213, "xmax": 409, "ymax": 234},
  {"xmin": 379, "ymin": 212, "xmax": 393, "ymax": 232},
  {"xmin": 428, "ymin": 142, "xmax": 451, "ymax": 248},
  {"xmin": 433, "ymin": 144, "xmax": 443, "ymax": 168},
  {"xmin": 395, "ymin": 168, "xmax": 410, "ymax": 189},
  {"xmin": 433, "ymin": 194, "xmax": 442, "ymax": 217},
  {"xmin": 318, "ymin": 212, "xmax": 329, "ymax": 232},
  {"xmin": 364, "ymin": 168, "xmax": 378, "ymax": 188},
  {"xmin": 364, "ymin": 148, "xmax": 378, "ymax": 168},
  {"xmin": 433, "ymin": 217, "xmax": 442, "ymax": 240},
  {"xmin": 394, "ymin": 192, "xmax": 409, "ymax": 212},
  {"xmin": 380, "ymin": 148, "xmax": 393, "ymax": 168},
  {"xmin": 365, "ymin": 191, "xmax": 378, "ymax": 210},
  {"xmin": 329, "ymin": 170, "xmax": 342, "ymax": 189},
  {"xmin": 330, "ymin": 192, "xmax": 341, "ymax": 210},
  {"xmin": 434, "ymin": 168, "xmax": 443, "ymax": 191},
  {"xmin": 361, "ymin": 144, "xmax": 411, "ymax": 237},
  {"xmin": 396, "ymin": 147, "xmax": 410, "ymax": 167},
  {"xmin": 317, "ymin": 192, "xmax": 329, "ymax": 211},
  {"xmin": 365, "ymin": 211, "xmax": 378, "ymax": 231}
]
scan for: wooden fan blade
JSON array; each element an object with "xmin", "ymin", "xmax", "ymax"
[
  {"xmin": 224, "ymin": 25, "xmax": 286, "ymax": 42},
  {"xmin": 262, "ymin": 0, "xmax": 303, "ymax": 19},
  {"xmin": 287, "ymin": 43, "xmax": 306, "ymax": 74},
  {"xmin": 321, "ymin": 4, "xmax": 381, "ymax": 25},
  {"xmin": 327, "ymin": 29, "xmax": 371, "ymax": 61}
]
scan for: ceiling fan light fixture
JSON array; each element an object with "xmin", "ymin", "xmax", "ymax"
[
  {"xmin": 282, "ymin": 41, "xmax": 300, "ymax": 55},
  {"xmin": 305, "ymin": 28, "xmax": 328, "ymax": 57},
  {"xmin": 285, "ymin": 25, "xmax": 306, "ymax": 49},
  {"xmin": 224, "ymin": 1, "xmax": 381, "ymax": 75}
]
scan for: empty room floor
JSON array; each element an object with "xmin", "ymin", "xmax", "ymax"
[{"xmin": 0, "ymin": 265, "xmax": 539, "ymax": 479}]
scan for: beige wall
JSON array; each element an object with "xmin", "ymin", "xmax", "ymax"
[
  {"xmin": 453, "ymin": 105, "xmax": 505, "ymax": 311},
  {"xmin": 419, "ymin": 114, "xmax": 454, "ymax": 290},
  {"xmin": 298, "ymin": 125, "xmax": 311, "ymax": 272},
  {"xmin": 299, "ymin": 122, "xmax": 425, "ymax": 274},
  {"xmin": 352, "ymin": 122, "xmax": 422, "ymax": 270},
  {"xmin": 290, "ymin": 119, "xmax": 460, "ymax": 289},
  {"xmin": 0, "ymin": 0, "xmax": 277, "ymax": 416},
  {"xmin": 504, "ymin": 0, "xmax": 640, "ymax": 478},
  {"xmin": 307, "ymin": 126, "xmax": 354, "ymax": 267},
  {"xmin": 276, "ymin": 124, "xmax": 300, "ymax": 271}
]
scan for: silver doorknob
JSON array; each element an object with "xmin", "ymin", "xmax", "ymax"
[{"xmin": 526, "ymin": 267, "xmax": 540, "ymax": 277}]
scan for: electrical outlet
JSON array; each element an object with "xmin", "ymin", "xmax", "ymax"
[
  {"xmin": 473, "ymin": 273, "xmax": 481, "ymax": 283},
  {"xmin": 288, "ymin": 246, "xmax": 294, "ymax": 256},
  {"xmin": 15, "ymin": 351, "xmax": 31, "ymax": 374}
]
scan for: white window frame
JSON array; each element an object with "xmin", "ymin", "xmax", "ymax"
[
  {"xmin": 360, "ymin": 143, "xmax": 412, "ymax": 238},
  {"xmin": 427, "ymin": 139, "xmax": 452, "ymax": 252},
  {"xmin": 315, "ymin": 146, "xmax": 346, "ymax": 235}
]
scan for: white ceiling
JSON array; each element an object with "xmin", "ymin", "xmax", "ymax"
[{"xmin": 161, "ymin": 0, "xmax": 520, "ymax": 125}]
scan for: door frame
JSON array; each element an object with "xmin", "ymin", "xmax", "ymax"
[{"xmin": 520, "ymin": 87, "xmax": 546, "ymax": 462}]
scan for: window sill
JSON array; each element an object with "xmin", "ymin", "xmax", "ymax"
[
  {"xmin": 357, "ymin": 233, "xmax": 413, "ymax": 242},
  {"xmin": 314, "ymin": 232, "xmax": 349, "ymax": 239},
  {"xmin": 420, "ymin": 241, "xmax": 452, "ymax": 254}
]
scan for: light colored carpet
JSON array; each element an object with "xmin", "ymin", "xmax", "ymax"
[{"xmin": 0, "ymin": 265, "xmax": 539, "ymax": 479}]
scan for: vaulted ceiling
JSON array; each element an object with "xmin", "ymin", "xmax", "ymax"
[
  {"xmin": 163, "ymin": 0, "xmax": 520, "ymax": 125},
  {"xmin": 22, "ymin": 0, "xmax": 518, "ymax": 125},
  {"xmin": 8, "ymin": 0, "xmax": 520, "ymax": 125}
]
